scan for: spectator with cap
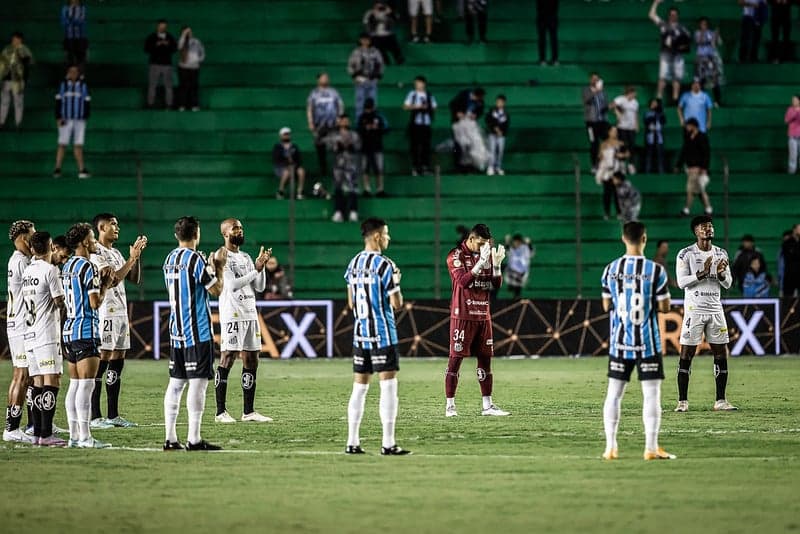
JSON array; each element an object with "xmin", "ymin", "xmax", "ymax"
[
  {"xmin": 678, "ymin": 78, "xmax": 713, "ymax": 133},
  {"xmin": 357, "ymin": 97, "xmax": 389, "ymax": 197},
  {"xmin": 272, "ymin": 127, "xmax": 306, "ymax": 200},
  {"xmin": 347, "ymin": 32, "xmax": 384, "ymax": 121},
  {"xmin": 732, "ymin": 234, "xmax": 768, "ymax": 290}
]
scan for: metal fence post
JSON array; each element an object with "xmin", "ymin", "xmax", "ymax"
[
  {"xmin": 573, "ymin": 154, "xmax": 583, "ymax": 298},
  {"xmin": 434, "ymin": 166, "xmax": 442, "ymax": 300}
]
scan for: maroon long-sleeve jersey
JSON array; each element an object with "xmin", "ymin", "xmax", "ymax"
[{"xmin": 447, "ymin": 241, "xmax": 502, "ymax": 321}]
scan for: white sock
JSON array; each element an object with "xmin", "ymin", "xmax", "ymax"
[
  {"xmin": 446, "ymin": 397, "xmax": 456, "ymax": 409},
  {"xmin": 346, "ymin": 383, "xmax": 369, "ymax": 447},
  {"xmin": 75, "ymin": 378, "xmax": 95, "ymax": 442},
  {"xmin": 642, "ymin": 380, "xmax": 662, "ymax": 452},
  {"xmin": 482, "ymin": 395, "xmax": 493, "ymax": 410},
  {"xmin": 163, "ymin": 377, "xmax": 187, "ymax": 443},
  {"xmin": 65, "ymin": 379, "xmax": 79, "ymax": 441},
  {"xmin": 603, "ymin": 378, "xmax": 627, "ymax": 453},
  {"xmin": 379, "ymin": 378, "xmax": 398, "ymax": 449},
  {"xmin": 186, "ymin": 378, "xmax": 208, "ymax": 445}
]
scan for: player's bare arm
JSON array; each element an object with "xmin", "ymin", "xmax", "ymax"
[
  {"xmin": 90, "ymin": 265, "xmax": 116, "ymax": 308},
  {"xmin": 206, "ymin": 249, "xmax": 227, "ymax": 297},
  {"xmin": 122, "ymin": 235, "xmax": 148, "ymax": 285}
]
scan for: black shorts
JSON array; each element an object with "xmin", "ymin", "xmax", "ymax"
[
  {"xmin": 169, "ymin": 340, "xmax": 215, "ymax": 380},
  {"xmin": 64, "ymin": 338, "xmax": 100, "ymax": 363},
  {"xmin": 607, "ymin": 354, "xmax": 665, "ymax": 382},
  {"xmin": 353, "ymin": 345, "xmax": 400, "ymax": 374}
]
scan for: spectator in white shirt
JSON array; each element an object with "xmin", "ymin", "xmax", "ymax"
[
  {"xmin": 177, "ymin": 26, "xmax": 205, "ymax": 111},
  {"xmin": 613, "ymin": 86, "xmax": 640, "ymax": 174}
]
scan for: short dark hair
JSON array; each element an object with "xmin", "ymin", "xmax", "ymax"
[
  {"xmin": 12, "ymin": 32, "xmax": 24, "ymax": 41},
  {"xmin": 686, "ymin": 117, "xmax": 699, "ymax": 127},
  {"xmin": 174, "ymin": 216, "xmax": 200, "ymax": 241},
  {"xmin": 742, "ymin": 234, "xmax": 755, "ymax": 242},
  {"xmin": 473, "ymin": 87, "xmax": 485, "ymax": 98},
  {"xmin": 470, "ymin": 224, "xmax": 492, "ymax": 240},
  {"xmin": 364, "ymin": 97, "xmax": 375, "ymax": 109},
  {"xmin": 8, "ymin": 220, "xmax": 34, "ymax": 241},
  {"xmin": 415, "ymin": 75, "xmax": 427, "ymax": 84},
  {"xmin": 668, "ymin": 7, "xmax": 679, "ymax": 15},
  {"xmin": 53, "ymin": 235, "xmax": 69, "ymax": 251},
  {"xmin": 30, "ymin": 232, "xmax": 52, "ymax": 255},
  {"xmin": 496, "ymin": 94, "xmax": 507, "ymax": 101},
  {"xmin": 359, "ymin": 31, "xmax": 371, "ymax": 40},
  {"xmin": 157, "ymin": 19, "xmax": 167, "ymax": 24},
  {"xmin": 656, "ymin": 239, "xmax": 668, "ymax": 248},
  {"xmin": 92, "ymin": 212, "xmax": 117, "ymax": 234},
  {"xmin": 65, "ymin": 222, "xmax": 93, "ymax": 249},
  {"xmin": 612, "ymin": 171, "xmax": 626, "ymax": 181},
  {"xmin": 691, "ymin": 215, "xmax": 713, "ymax": 232},
  {"xmin": 361, "ymin": 217, "xmax": 386, "ymax": 237},
  {"xmin": 623, "ymin": 221, "xmax": 646, "ymax": 243}
]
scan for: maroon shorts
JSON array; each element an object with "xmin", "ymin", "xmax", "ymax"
[{"xmin": 449, "ymin": 319, "xmax": 493, "ymax": 358}]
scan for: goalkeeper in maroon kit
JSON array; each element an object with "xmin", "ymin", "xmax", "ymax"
[{"xmin": 445, "ymin": 224, "xmax": 509, "ymax": 417}]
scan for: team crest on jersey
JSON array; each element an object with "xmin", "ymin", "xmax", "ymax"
[
  {"xmin": 486, "ymin": 339, "xmax": 493, "ymax": 346},
  {"xmin": 453, "ymin": 342, "xmax": 463, "ymax": 352},
  {"xmin": 454, "ymin": 307, "xmax": 459, "ymax": 315}
]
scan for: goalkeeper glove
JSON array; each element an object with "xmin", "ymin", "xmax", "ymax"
[
  {"xmin": 472, "ymin": 242, "xmax": 492, "ymax": 275},
  {"xmin": 491, "ymin": 245, "xmax": 505, "ymax": 276}
]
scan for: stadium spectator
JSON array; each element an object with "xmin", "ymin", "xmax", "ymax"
[
  {"xmin": 409, "ymin": 0, "xmax": 433, "ymax": 43},
  {"xmin": 465, "ymin": 0, "xmax": 489, "ymax": 44},
  {"xmin": 648, "ymin": 0, "xmax": 691, "ymax": 103},
  {"xmin": 536, "ymin": 0, "xmax": 559, "ymax": 65},
  {"xmin": 643, "ymin": 98, "xmax": 666, "ymax": 174},
  {"xmin": 61, "ymin": 0, "xmax": 88, "ymax": 71},
  {"xmin": 0, "ymin": 32, "xmax": 33, "ymax": 130},
  {"xmin": 769, "ymin": 0, "xmax": 793, "ymax": 63},
  {"xmin": 675, "ymin": 118, "xmax": 712, "ymax": 217},
  {"xmin": 485, "ymin": 94, "xmax": 509, "ymax": 176},
  {"xmin": 327, "ymin": 114, "xmax": 361, "ymax": 223},
  {"xmin": 272, "ymin": 127, "xmax": 306, "ymax": 200},
  {"xmin": 357, "ymin": 97, "xmax": 389, "ymax": 197},
  {"xmin": 732, "ymin": 234, "xmax": 768, "ymax": 290},
  {"xmin": 739, "ymin": 0, "xmax": 768, "ymax": 63},
  {"xmin": 613, "ymin": 86, "xmax": 639, "ymax": 174},
  {"xmin": 694, "ymin": 17, "xmax": 724, "ymax": 106},
  {"xmin": 306, "ymin": 72, "xmax": 345, "ymax": 179},
  {"xmin": 176, "ymin": 26, "xmax": 204, "ymax": 112},
  {"xmin": 263, "ymin": 256, "xmax": 293, "ymax": 300},
  {"xmin": 583, "ymin": 72, "xmax": 609, "ymax": 172},
  {"xmin": 348, "ymin": 33, "xmax": 384, "ymax": 121},
  {"xmin": 677, "ymin": 78, "xmax": 713, "ymax": 133},
  {"xmin": 743, "ymin": 257, "xmax": 771, "ymax": 297},
  {"xmin": 785, "ymin": 94, "xmax": 800, "ymax": 175},
  {"xmin": 503, "ymin": 233, "xmax": 533, "ymax": 299},
  {"xmin": 363, "ymin": 2, "xmax": 405, "ymax": 65},
  {"xmin": 777, "ymin": 229, "xmax": 792, "ymax": 296},
  {"xmin": 144, "ymin": 20, "xmax": 177, "ymax": 109},
  {"xmin": 595, "ymin": 126, "xmax": 628, "ymax": 220},
  {"xmin": 53, "ymin": 65, "xmax": 91, "ymax": 179},
  {"xmin": 782, "ymin": 223, "xmax": 800, "ymax": 297},
  {"xmin": 450, "ymin": 87, "xmax": 486, "ymax": 172},
  {"xmin": 653, "ymin": 239, "xmax": 677, "ymax": 287},
  {"xmin": 612, "ymin": 172, "xmax": 642, "ymax": 223},
  {"xmin": 403, "ymin": 75, "xmax": 437, "ymax": 176}
]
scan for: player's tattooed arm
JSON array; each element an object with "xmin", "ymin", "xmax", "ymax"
[
  {"xmin": 205, "ymin": 249, "xmax": 227, "ymax": 297},
  {"xmin": 118, "ymin": 235, "xmax": 147, "ymax": 285}
]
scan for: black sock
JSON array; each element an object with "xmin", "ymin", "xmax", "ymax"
[
  {"xmin": 41, "ymin": 386, "xmax": 59, "ymax": 438},
  {"xmin": 25, "ymin": 385, "xmax": 34, "ymax": 428},
  {"xmin": 242, "ymin": 368, "xmax": 257, "ymax": 415},
  {"xmin": 677, "ymin": 358, "xmax": 692, "ymax": 402},
  {"xmin": 714, "ymin": 356, "xmax": 729, "ymax": 401},
  {"xmin": 215, "ymin": 366, "xmax": 230, "ymax": 416},
  {"xmin": 91, "ymin": 360, "xmax": 109, "ymax": 420},
  {"xmin": 106, "ymin": 359, "xmax": 124, "ymax": 420},
  {"xmin": 31, "ymin": 387, "xmax": 43, "ymax": 438}
]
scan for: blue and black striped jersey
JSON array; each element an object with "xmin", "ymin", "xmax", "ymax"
[
  {"xmin": 163, "ymin": 247, "xmax": 216, "ymax": 348},
  {"xmin": 601, "ymin": 255, "xmax": 669, "ymax": 359},
  {"xmin": 61, "ymin": 255, "xmax": 100, "ymax": 342},
  {"xmin": 55, "ymin": 78, "xmax": 91, "ymax": 121},
  {"xmin": 344, "ymin": 251, "xmax": 400, "ymax": 350}
]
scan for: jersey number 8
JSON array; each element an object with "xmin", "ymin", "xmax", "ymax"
[{"xmin": 617, "ymin": 292, "xmax": 645, "ymax": 326}]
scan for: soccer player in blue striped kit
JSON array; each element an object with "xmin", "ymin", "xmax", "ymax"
[
  {"xmin": 600, "ymin": 221, "xmax": 675, "ymax": 461},
  {"xmin": 343, "ymin": 218, "xmax": 410, "ymax": 455}
]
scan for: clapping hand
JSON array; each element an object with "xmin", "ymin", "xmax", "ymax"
[
  {"xmin": 129, "ymin": 235, "xmax": 148, "ymax": 261},
  {"xmin": 254, "ymin": 246, "xmax": 272, "ymax": 272},
  {"xmin": 716, "ymin": 258, "xmax": 728, "ymax": 275},
  {"xmin": 703, "ymin": 256, "xmax": 713, "ymax": 275}
]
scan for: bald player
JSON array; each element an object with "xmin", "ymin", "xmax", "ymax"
[{"xmin": 213, "ymin": 218, "xmax": 274, "ymax": 423}]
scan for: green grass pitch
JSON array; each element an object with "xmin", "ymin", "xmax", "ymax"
[{"xmin": 2, "ymin": 356, "xmax": 799, "ymax": 534}]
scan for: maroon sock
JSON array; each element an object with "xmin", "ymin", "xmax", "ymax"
[
  {"xmin": 477, "ymin": 355, "xmax": 493, "ymax": 397},
  {"xmin": 445, "ymin": 356, "xmax": 463, "ymax": 398}
]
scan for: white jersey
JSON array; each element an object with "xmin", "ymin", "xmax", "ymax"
[
  {"xmin": 6, "ymin": 250, "xmax": 31, "ymax": 337},
  {"xmin": 218, "ymin": 250, "xmax": 266, "ymax": 322},
  {"xmin": 21, "ymin": 258, "xmax": 65, "ymax": 349},
  {"xmin": 676, "ymin": 243, "xmax": 732, "ymax": 314},
  {"xmin": 91, "ymin": 243, "xmax": 127, "ymax": 317}
]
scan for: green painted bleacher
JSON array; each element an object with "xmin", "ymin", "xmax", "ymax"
[{"xmin": 1, "ymin": 0, "xmax": 797, "ymax": 301}]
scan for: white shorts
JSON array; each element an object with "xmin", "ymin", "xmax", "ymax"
[
  {"xmin": 220, "ymin": 320, "xmax": 261, "ymax": 352},
  {"xmin": 409, "ymin": 0, "xmax": 433, "ymax": 16},
  {"xmin": 100, "ymin": 316, "xmax": 131, "ymax": 351},
  {"xmin": 680, "ymin": 312, "xmax": 730, "ymax": 346},
  {"xmin": 27, "ymin": 343, "xmax": 63, "ymax": 377},
  {"xmin": 659, "ymin": 52, "xmax": 685, "ymax": 81},
  {"xmin": 8, "ymin": 335, "xmax": 28, "ymax": 368},
  {"xmin": 57, "ymin": 119, "xmax": 86, "ymax": 146}
]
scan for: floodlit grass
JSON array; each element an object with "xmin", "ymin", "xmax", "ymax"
[{"xmin": 1, "ymin": 357, "xmax": 798, "ymax": 534}]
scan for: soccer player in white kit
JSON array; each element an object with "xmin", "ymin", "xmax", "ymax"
[
  {"xmin": 88, "ymin": 213, "xmax": 147, "ymax": 429},
  {"xmin": 213, "ymin": 218, "xmax": 273, "ymax": 423},
  {"xmin": 22, "ymin": 232, "xmax": 68, "ymax": 446},
  {"xmin": 4, "ymin": 220, "xmax": 37, "ymax": 444},
  {"xmin": 675, "ymin": 215, "xmax": 737, "ymax": 412}
]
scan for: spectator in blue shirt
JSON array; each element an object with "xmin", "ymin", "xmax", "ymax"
[
  {"xmin": 61, "ymin": 0, "xmax": 88, "ymax": 70},
  {"xmin": 677, "ymin": 78, "xmax": 713, "ymax": 133},
  {"xmin": 742, "ymin": 257, "xmax": 771, "ymax": 297}
]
